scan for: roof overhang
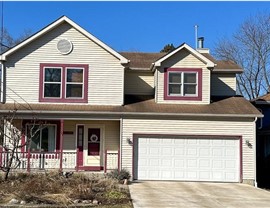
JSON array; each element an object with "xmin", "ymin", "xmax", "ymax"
[
  {"xmin": 0, "ymin": 109, "xmax": 262, "ymax": 119},
  {"xmin": 254, "ymin": 100, "xmax": 270, "ymax": 105},
  {"xmin": 152, "ymin": 43, "xmax": 215, "ymax": 70},
  {"xmin": 0, "ymin": 16, "xmax": 129, "ymax": 64},
  {"xmin": 211, "ymin": 68, "xmax": 243, "ymax": 74}
]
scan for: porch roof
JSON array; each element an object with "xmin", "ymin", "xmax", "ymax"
[{"xmin": 0, "ymin": 95, "xmax": 262, "ymax": 119}]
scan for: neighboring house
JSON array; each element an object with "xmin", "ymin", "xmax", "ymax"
[
  {"xmin": 251, "ymin": 94, "xmax": 270, "ymax": 188},
  {"xmin": 0, "ymin": 16, "xmax": 262, "ymax": 185}
]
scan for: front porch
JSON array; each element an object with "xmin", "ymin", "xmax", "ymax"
[{"xmin": 1, "ymin": 119, "xmax": 120, "ymax": 173}]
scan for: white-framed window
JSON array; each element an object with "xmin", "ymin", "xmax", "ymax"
[
  {"xmin": 44, "ymin": 67, "xmax": 62, "ymax": 98},
  {"xmin": 66, "ymin": 68, "xmax": 84, "ymax": 98},
  {"xmin": 26, "ymin": 124, "xmax": 56, "ymax": 152},
  {"xmin": 168, "ymin": 72, "xmax": 198, "ymax": 96}
]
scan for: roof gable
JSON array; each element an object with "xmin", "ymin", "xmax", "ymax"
[
  {"xmin": 153, "ymin": 43, "xmax": 215, "ymax": 68},
  {"xmin": 0, "ymin": 16, "xmax": 129, "ymax": 64}
]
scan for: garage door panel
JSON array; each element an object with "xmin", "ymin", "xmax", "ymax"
[
  {"xmin": 175, "ymin": 159, "xmax": 185, "ymax": 168},
  {"xmin": 175, "ymin": 139, "xmax": 185, "ymax": 144},
  {"xmin": 187, "ymin": 148, "xmax": 197, "ymax": 156},
  {"xmin": 175, "ymin": 147, "xmax": 184, "ymax": 155},
  {"xmin": 162, "ymin": 147, "xmax": 173, "ymax": 155},
  {"xmin": 212, "ymin": 160, "xmax": 223, "ymax": 168},
  {"xmin": 149, "ymin": 147, "xmax": 159, "ymax": 155},
  {"xmin": 149, "ymin": 158, "xmax": 159, "ymax": 166},
  {"xmin": 226, "ymin": 149, "xmax": 237, "ymax": 157},
  {"xmin": 212, "ymin": 148, "xmax": 223, "ymax": 157},
  {"xmin": 199, "ymin": 172, "xmax": 210, "ymax": 180},
  {"xmin": 225, "ymin": 160, "xmax": 237, "ymax": 168},
  {"xmin": 187, "ymin": 159, "xmax": 197, "ymax": 168},
  {"xmin": 161, "ymin": 159, "xmax": 172, "ymax": 167},
  {"xmin": 135, "ymin": 137, "xmax": 240, "ymax": 182},
  {"xmin": 199, "ymin": 159, "xmax": 210, "ymax": 168},
  {"xmin": 199, "ymin": 148, "xmax": 210, "ymax": 156}
]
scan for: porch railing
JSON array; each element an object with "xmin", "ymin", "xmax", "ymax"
[
  {"xmin": 0, "ymin": 150, "xmax": 77, "ymax": 172},
  {"xmin": 104, "ymin": 150, "xmax": 120, "ymax": 173},
  {"xmin": 0, "ymin": 148, "xmax": 119, "ymax": 172}
]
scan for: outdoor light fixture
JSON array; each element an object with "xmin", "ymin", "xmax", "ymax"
[
  {"xmin": 245, "ymin": 140, "xmax": 252, "ymax": 148},
  {"xmin": 126, "ymin": 138, "xmax": 133, "ymax": 145}
]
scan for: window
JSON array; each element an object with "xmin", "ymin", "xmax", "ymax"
[
  {"xmin": 39, "ymin": 64, "xmax": 88, "ymax": 103},
  {"xmin": 44, "ymin": 68, "xmax": 62, "ymax": 98},
  {"xmin": 66, "ymin": 68, "xmax": 84, "ymax": 98},
  {"xmin": 164, "ymin": 68, "xmax": 202, "ymax": 101},
  {"xmin": 27, "ymin": 125, "xmax": 56, "ymax": 152}
]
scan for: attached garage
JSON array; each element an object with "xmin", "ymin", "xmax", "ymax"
[{"xmin": 133, "ymin": 135, "xmax": 241, "ymax": 182}]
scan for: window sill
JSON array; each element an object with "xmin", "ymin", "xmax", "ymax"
[
  {"xmin": 164, "ymin": 95, "xmax": 202, "ymax": 101},
  {"xmin": 39, "ymin": 98, "xmax": 88, "ymax": 103}
]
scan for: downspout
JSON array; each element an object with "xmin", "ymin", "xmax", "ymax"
[
  {"xmin": 253, "ymin": 117, "xmax": 258, "ymax": 188},
  {"xmin": 0, "ymin": 61, "xmax": 4, "ymax": 103},
  {"xmin": 119, "ymin": 117, "xmax": 123, "ymax": 171}
]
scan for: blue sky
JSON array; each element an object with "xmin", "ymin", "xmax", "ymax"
[{"xmin": 2, "ymin": 1, "xmax": 270, "ymax": 52}]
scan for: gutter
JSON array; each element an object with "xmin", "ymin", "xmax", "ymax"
[
  {"xmin": 0, "ymin": 109, "xmax": 263, "ymax": 118},
  {"xmin": 254, "ymin": 101, "xmax": 270, "ymax": 105},
  {"xmin": 253, "ymin": 117, "xmax": 258, "ymax": 188}
]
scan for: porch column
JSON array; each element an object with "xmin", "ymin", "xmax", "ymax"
[{"xmin": 59, "ymin": 119, "xmax": 64, "ymax": 171}]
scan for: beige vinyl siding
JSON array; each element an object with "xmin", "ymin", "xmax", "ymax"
[
  {"xmin": 121, "ymin": 118, "xmax": 255, "ymax": 181},
  {"xmin": 125, "ymin": 71, "xmax": 154, "ymax": 95},
  {"xmin": 211, "ymin": 73, "xmax": 236, "ymax": 96},
  {"xmin": 63, "ymin": 120, "xmax": 120, "ymax": 152},
  {"xmin": 5, "ymin": 23, "xmax": 124, "ymax": 105},
  {"xmin": 156, "ymin": 49, "xmax": 210, "ymax": 104}
]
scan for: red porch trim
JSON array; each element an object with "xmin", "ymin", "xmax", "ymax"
[
  {"xmin": 104, "ymin": 149, "xmax": 107, "ymax": 173},
  {"xmin": 59, "ymin": 120, "xmax": 64, "ymax": 171},
  {"xmin": 27, "ymin": 146, "xmax": 30, "ymax": 173},
  {"xmin": 118, "ymin": 148, "xmax": 120, "ymax": 173},
  {"xmin": 77, "ymin": 166, "xmax": 104, "ymax": 171},
  {"xmin": 76, "ymin": 148, "xmax": 79, "ymax": 172},
  {"xmin": 0, "ymin": 146, "xmax": 2, "ymax": 167}
]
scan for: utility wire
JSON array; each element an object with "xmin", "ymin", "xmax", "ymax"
[
  {"xmin": 1, "ymin": 1, "xmax": 3, "ymax": 54},
  {"xmin": 0, "ymin": 80, "xmax": 34, "ymax": 111}
]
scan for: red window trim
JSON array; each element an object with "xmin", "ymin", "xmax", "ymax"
[
  {"xmin": 21, "ymin": 120, "xmax": 61, "ymax": 153},
  {"xmin": 164, "ymin": 68, "xmax": 202, "ymax": 101},
  {"xmin": 39, "ymin": 63, "xmax": 88, "ymax": 103}
]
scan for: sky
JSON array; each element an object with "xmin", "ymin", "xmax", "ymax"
[{"xmin": 2, "ymin": 1, "xmax": 270, "ymax": 53}]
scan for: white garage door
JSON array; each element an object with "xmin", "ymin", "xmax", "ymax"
[{"xmin": 134, "ymin": 137, "xmax": 240, "ymax": 182}]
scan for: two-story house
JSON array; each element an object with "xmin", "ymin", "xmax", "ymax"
[{"xmin": 0, "ymin": 16, "xmax": 262, "ymax": 185}]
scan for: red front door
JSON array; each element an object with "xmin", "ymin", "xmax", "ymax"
[
  {"xmin": 88, "ymin": 128, "xmax": 100, "ymax": 156},
  {"xmin": 77, "ymin": 125, "xmax": 84, "ymax": 167}
]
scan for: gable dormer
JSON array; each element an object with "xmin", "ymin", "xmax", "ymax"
[{"xmin": 152, "ymin": 43, "xmax": 215, "ymax": 105}]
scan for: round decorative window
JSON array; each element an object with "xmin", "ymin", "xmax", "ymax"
[{"xmin": 56, "ymin": 39, "xmax": 73, "ymax": 55}]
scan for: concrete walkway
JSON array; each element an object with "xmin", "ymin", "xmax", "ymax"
[{"xmin": 129, "ymin": 181, "xmax": 270, "ymax": 208}]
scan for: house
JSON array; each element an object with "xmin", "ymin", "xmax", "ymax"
[
  {"xmin": 0, "ymin": 16, "xmax": 262, "ymax": 185},
  {"xmin": 251, "ymin": 94, "xmax": 270, "ymax": 188}
]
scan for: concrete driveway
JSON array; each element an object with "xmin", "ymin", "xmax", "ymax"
[{"xmin": 129, "ymin": 181, "xmax": 270, "ymax": 208}]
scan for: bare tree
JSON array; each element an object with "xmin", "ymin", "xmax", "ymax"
[
  {"xmin": 0, "ymin": 28, "xmax": 32, "ymax": 53},
  {"xmin": 214, "ymin": 13, "xmax": 270, "ymax": 100},
  {"xmin": 0, "ymin": 108, "xmax": 46, "ymax": 180}
]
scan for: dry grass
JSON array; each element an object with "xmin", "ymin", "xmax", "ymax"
[{"xmin": 0, "ymin": 171, "xmax": 132, "ymax": 206}]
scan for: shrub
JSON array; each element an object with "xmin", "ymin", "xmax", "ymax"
[{"xmin": 107, "ymin": 169, "xmax": 131, "ymax": 182}]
